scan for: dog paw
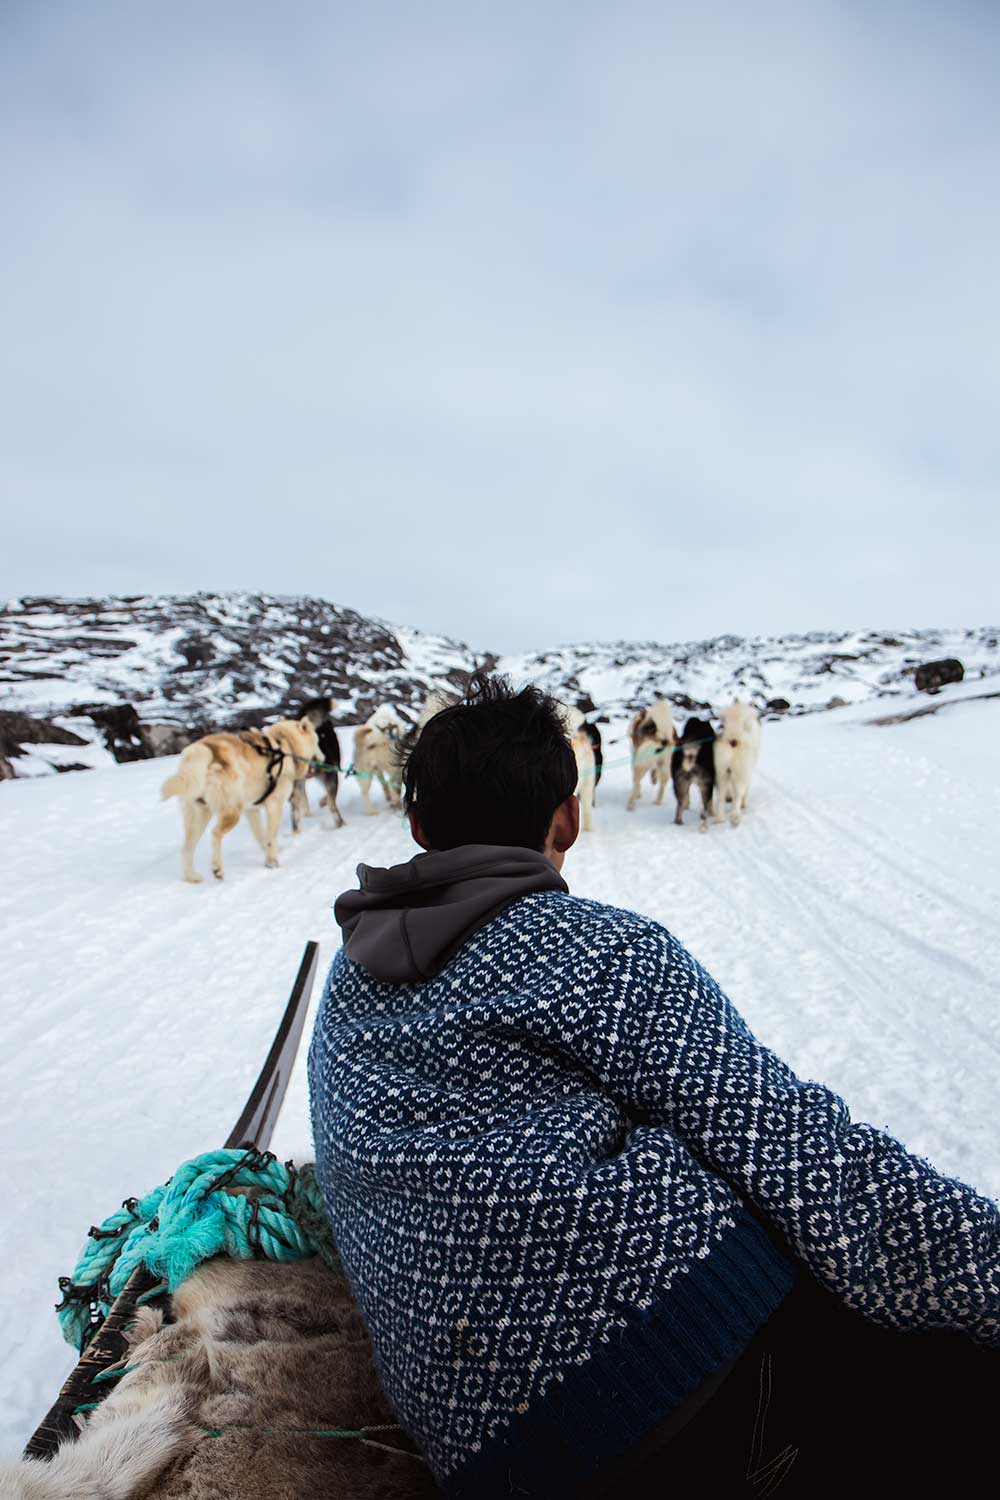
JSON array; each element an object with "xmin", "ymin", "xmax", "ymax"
[
  {"xmin": 212, "ymin": 868, "xmax": 224, "ymax": 880},
  {"xmin": 184, "ymin": 873, "xmax": 203, "ymax": 884},
  {"xmin": 266, "ymin": 857, "xmax": 280, "ymax": 868}
]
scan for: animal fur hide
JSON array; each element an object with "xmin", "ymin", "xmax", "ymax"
[{"xmin": 4, "ymin": 1258, "xmax": 436, "ymax": 1500}]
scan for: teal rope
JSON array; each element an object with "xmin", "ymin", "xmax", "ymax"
[
  {"xmin": 91, "ymin": 1364, "xmax": 137, "ymax": 1384},
  {"xmin": 57, "ymin": 1151, "xmax": 336, "ymax": 1353}
]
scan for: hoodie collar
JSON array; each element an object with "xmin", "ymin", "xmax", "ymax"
[{"xmin": 334, "ymin": 844, "xmax": 568, "ymax": 984}]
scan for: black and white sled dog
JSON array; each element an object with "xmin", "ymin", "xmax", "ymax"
[
  {"xmin": 577, "ymin": 702, "xmax": 603, "ymax": 800},
  {"xmin": 671, "ymin": 717, "xmax": 716, "ymax": 832},
  {"xmin": 290, "ymin": 697, "xmax": 344, "ymax": 831}
]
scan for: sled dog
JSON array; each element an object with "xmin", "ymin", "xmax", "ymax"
[
  {"xmin": 558, "ymin": 704, "xmax": 601, "ymax": 833},
  {"xmin": 579, "ymin": 719, "xmax": 603, "ymax": 799},
  {"xmin": 366, "ymin": 703, "xmax": 408, "ymax": 740},
  {"xmin": 290, "ymin": 698, "xmax": 343, "ymax": 832},
  {"xmin": 627, "ymin": 702, "xmax": 676, "ymax": 811},
  {"xmin": 312, "ymin": 720, "xmax": 344, "ymax": 829},
  {"xmin": 352, "ymin": 722, "xmax": 402, "ymax": 816},
  {"xmin": 417, "ymin": 689, "xmax": 458, "ymax": 729},
  {"xmin": 161, "ymin": 718, "xmax": 319, "ymax": 882},
  {"xmin": 713, "ymin": 701, "xmax": 760, "ymax": 826},
  {"xmin": 671, "ymin": 716, "xmax": 716, "ymax": 832}
]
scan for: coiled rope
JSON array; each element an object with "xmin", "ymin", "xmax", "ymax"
[{"xmin": 56, "ymin": 1148, "xmax": 337, "ymax": 1353}]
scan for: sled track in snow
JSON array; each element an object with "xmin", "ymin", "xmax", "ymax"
[
  {"xmin": 755, "ymin": 766, "xmax": 1000, "ymax": 939},
  {"xmin": 733, "ymin": 810, "xmax": 999, "ymax": 1060}
]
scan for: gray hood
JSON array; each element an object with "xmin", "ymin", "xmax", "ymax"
[{"xmin": 334, "ymin": 844, "xmax": 568, "ymax": 984}]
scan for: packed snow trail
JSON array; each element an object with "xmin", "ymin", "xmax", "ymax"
[{"xmin": 2, "ymin": 693, "xmax": 999, "ymax": 1452}]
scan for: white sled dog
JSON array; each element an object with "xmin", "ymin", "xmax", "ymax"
[
  {"xmin": 367, "ymin": 703, "xmax": 409, "ymax": 740},
  {"xmin": 417, "ymin": 689, "xmax": 457, "ymax": 728},
  {"xmin": 713, "ymin": 701, "xmax": 760, "ymax": 826},
  {"xmin": 626, "ymin": 702, "xmax": 676, "ymax": 811},
  {"xmin": 161, "ymin": 718, "xmax": 319, "ymax": 882},
  {"xmin": 352, "ymin": 721, "xmax": 402, "ymax": 816},
  {"xmin": 558, "ymin": 704, "xmax": 597, "ymax": 833}
]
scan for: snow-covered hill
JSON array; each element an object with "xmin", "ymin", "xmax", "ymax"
[
  {"xmin": 499, "ymin": 624, "xmax": 1000, "ymax": 720},
  {"xmin": 2, "ymin": 684, "xmax": 998, "ymax": 1454},
  {"xmin": 0, "ymin": 592, "xmax": 487, "ymax": 774},
  {"xmin": 0, "ymin": 591, "xmax": 484, "ymax": 723},
  {"xmin": 1, "ymin": 593, "xmax": 998, "ymax": 777}
]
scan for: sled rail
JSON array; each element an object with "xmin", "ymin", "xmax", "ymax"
[
  {"xmin": 24, "ymin": 940, "xmax": 320, "ymax": 1462},
  {"xmin": 225, "ymin": 940, "xmax": 319, "ymax": 1151}
]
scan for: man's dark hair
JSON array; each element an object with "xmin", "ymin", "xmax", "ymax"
[{"xmin": 403, "ymin": 673, "xmax": 578, "ymax": 851}]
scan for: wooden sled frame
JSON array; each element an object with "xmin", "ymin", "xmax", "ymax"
[{"xmin": 24, "ymin": 940, "xmax": 320, "ymax": 1461}]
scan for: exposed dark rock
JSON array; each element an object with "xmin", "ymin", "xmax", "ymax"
[
  {"xmin": 65, "ymin": 702, "xmax": 149, "ymax": 762},
  {"xmin": 0, "ymin": 711, "xmax": 89, "ymax": 752},
  {"xmin": 766, "ymin": 698, "xmax": 791, "ymax": 713},
  {"xmin": 668, "ymin": 692, "xmax": 715, "ymax": 715},
  {"xmin": 914, "ymin": 658, "xmax": 964, "ymax": 694},
  {"xmin": 141, "ymin": 723, "xmax": 200, "ymax": 757},
  {"xmin": 0, "ymin": 710, "xmax": 92, "ymax": 779}
]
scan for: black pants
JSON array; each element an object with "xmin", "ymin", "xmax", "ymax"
[{"xmin": 593, "ymin": 1273, "xmax": 997, "ymax": 1496}]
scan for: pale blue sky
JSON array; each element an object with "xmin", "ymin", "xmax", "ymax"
[{"xmin": 2, "ymin": 1, "xmax": 998, "ymax": 650}]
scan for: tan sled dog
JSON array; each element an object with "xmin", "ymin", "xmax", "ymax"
[
  {"xmin": 161, "ymin": 718, "xmax": 319, "ymax": 883},
  {"xmin": 352, "ymin": 722, "xmax": 402, "ymax": 816}
]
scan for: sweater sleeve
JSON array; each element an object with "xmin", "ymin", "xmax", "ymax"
[{"xmin": 586, "ymin": 923, "xmax": 1000, "ymax": 1347}]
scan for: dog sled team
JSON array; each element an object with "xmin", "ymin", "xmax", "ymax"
[
  {"xmin": 161, "ymin": 686, "xmax": 761, "ymax": 882},
  {"xmin": 627, "ymin": 698, "xmax": 762, "ymax": 832},
  {"xmin": 563, "ymin": 695, "xmax": 760, "ymax": 836},
  {"xmin": 160, "ymin": 696, "xmax": 405, "ymax": 885}
]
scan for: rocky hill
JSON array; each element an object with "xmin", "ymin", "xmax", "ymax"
[
  {"xmin": 498, "ymin": 626, "xmax": 999, "ymax": 721},
  {"xmin": 0, "ymin": 593, "xmax": 486, "ymax": 776},
  {"xmin": 1, "ymin": 594, "xmax": 997, "ymax": 777}
]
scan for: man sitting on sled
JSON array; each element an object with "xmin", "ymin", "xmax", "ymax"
[{"xmin": 308, "ymin": 674, "xmax": 998, "ymax": 1498}]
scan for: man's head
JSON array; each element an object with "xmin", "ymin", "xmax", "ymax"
[{"xmin": 403, "ymin": 673, "xmax": 580, "ymax": 865}]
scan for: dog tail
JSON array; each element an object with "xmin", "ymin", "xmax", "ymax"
[{"xmin": 160, "ymin": 743, "xmax": 211, "ymax": 802}]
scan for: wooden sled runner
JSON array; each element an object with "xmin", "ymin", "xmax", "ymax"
[{"xmin": 12, "ymin": 943, "xmax": 436, "ymax": 1499}]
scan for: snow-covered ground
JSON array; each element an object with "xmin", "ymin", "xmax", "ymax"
[{"xmin": 2, "ymin": 683, "xmax": 999, "ymax": 1453}]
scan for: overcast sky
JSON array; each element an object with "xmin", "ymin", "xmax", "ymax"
[{"xmin": 2, "ymin": 2, "xmax": 998, "ymax": 652}]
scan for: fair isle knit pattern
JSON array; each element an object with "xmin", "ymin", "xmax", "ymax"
[{"xmin": 308, "ymin": 891, "xmax": 1000, "ymax": 1492}]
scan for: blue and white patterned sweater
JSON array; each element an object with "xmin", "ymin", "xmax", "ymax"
[{"xmin": 308, "ymin": 891, "xmax": 1000, "ymax": 1494}]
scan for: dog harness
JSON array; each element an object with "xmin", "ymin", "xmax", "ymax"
[{"xmin": 240, "ymin": 731, "xmax": 286, "ymax": 804}]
